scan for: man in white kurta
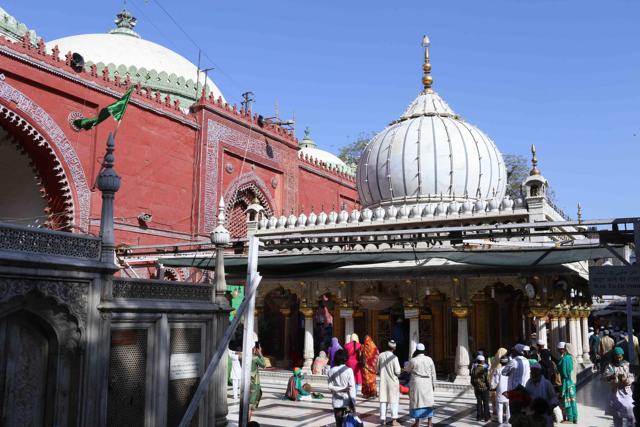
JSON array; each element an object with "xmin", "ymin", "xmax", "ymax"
[
  {"xmin": 405, "ymin": 343, "xmax": 436, "ymax": 427},
  {"xmin": 377, "ymin": 339, "xmax": 401, "ymax": 426}
]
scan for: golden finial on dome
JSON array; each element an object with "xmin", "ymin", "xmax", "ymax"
[
  {"xmin": 422, "ymin": 35, "xmax": 433, "ymax": 91},
  {"xmin": 530, "ymin": 144, "xmax": 540, "ymax": 176}
]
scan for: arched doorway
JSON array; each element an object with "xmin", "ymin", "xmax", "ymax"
[
  {"xmin": 0, "ymin": 112, "xmax": 75, "ymax": 230},
  {"xmin": 471, "ymin": 283, "xmax": 527, "ymax": 353},
  {"xmin": 0, "ymin": 311, "xmax": 58, "ymax": 426},
  {"xmin": 259, "ymin": 287, "xmax": 300, "ymax": 368}
]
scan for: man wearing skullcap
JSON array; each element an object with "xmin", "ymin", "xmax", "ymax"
[
  {"xmin": 405, "ymin": 343, "xmax": 436, "ymax": 427},
  {"xmin": 377, "ymin": 340, "xmax": 401, "ymax": 426},
  {"xmin": 604, "ymin": 346, "xmax": 635, "ymax": 426},
  {"xmin": 470, "ymin": 354, "xmax": 491, "ymax": 421},
  {"xmin": 503, "ymin": 343, "xmax": 531, "ymax": 391}
]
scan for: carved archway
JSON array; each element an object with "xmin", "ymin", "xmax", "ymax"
[
  {"xmin": 223, "ymin": 173, "xmax": 275, "ymax": 238},
  {"xmin": 0, "ymin": 77, "xmax": 90, "ymax": 231}
]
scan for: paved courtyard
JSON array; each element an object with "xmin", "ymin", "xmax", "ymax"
[{"xmin": 227, "ymin": 373, "xmax": 619, "ymax": 426}]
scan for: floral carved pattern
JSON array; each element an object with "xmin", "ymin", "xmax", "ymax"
[
  {"xmin": 204, "ymin": 119, "xmax": 282, "ymax": 232},
  {"xmin": 0, "ymin": 78, "xmax": 90, "ymax": 231},
  {"xmin": 0, "ymin": 277, "xmax": 89, "ymax": 331}
]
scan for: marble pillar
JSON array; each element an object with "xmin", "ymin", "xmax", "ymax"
[
  {"xmin": 280, "ymin": 308, "xmax": 292, "ymax": 367},
  {"xmin": 530, "ymin": 307, "xmax": 548, "ymax": 349},
  {"xmin": 452, "ymin": 306, "xmax": 470, "ymax": 383},
  {"xmin": 581, "ymin": 310, "xmax": 591, "ymax": 364},
  {"xmin": 568, "ymin": 313, "xmax": 582, "ymax": 363},
  {"xmin": 550, "ymin": 312, "xmax": 560, "ymax": 358},
  {"xmin": 301, "ymin": 307, "xmax": 315, "ymax": 373},
  {"xmin": 558, "ymin": 313, "xmax": 567, "ymax": 343},
  {"xmin": 408, "ymin": 314, "xmax": 419, "ymax": 358},
  {"xmin": 340, "ymin": 307, "xmax": 354, "ymax": 344},
  {"xmin": 572, "ymin": 311, "xmax": 583, "ymax": 363}
]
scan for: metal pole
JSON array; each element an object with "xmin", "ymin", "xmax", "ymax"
[
  {"xmin": 630, "ymin": 220, "xmax": 640, "ymax": 366},
  {"xmin": 177, "ymin": 272, "xmax": 261, "ymax": 427},
  {"xmin": 239, "ymin": 235, "xmax": 259, "ymax": 426}
]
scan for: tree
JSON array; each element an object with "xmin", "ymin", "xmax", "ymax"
[
  {"xmin": 503, "ymin": 154, "xmax": 529, "ymax": 200},
  {"xmin": 337, "ymin": 132, "xmax": 374, "ymax": 170},
  {"xmin": 503, "ymin": 153, "xmax": 556, "ymax": 202}
]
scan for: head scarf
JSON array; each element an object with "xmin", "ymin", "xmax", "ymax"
[
  {"xmin": 490, "ymin": 347, "xmax": 508, "ymax": 376},
  {"xmin": 564, "ymin": 342, "xmax": 578, "ymax": 383},
  {"xmin": 327, "ymin": 337, "xmax": 342, "ymax": 366},
  {"xmin": 351, "ymin": 333, "xmax": 359, "ymax": 343},
  {"xmin": 362, "ymin": 335, "xmax": 379, "ymax": 366}
]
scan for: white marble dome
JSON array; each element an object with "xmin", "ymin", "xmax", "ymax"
[
  {"xmin": 47, "ymin": 10, "xmax": 224, "ymax": 104},
  {"xmin": 298, "ymin": 127, "xmax": 352, "ymax": 173},
  {"xmin": 357, "ymin": 39, "xmax": 506, "ymax": 207}
]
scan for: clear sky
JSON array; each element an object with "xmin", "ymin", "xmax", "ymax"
[{"xmin": 6, "ymin": 0, "xmax": 640, "ymax": 219}]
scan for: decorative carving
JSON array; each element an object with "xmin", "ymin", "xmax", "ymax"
[
  {"xmin": 529, "ymin": 307, "xmax": 549, "ymax": 319},
  {"xmin": 271, "ymin": 176, "xmax": 278, "ymax": 189},
  {"xmin": 280, "ymin": 308, "xmax": 291, "ymax": 317},
  {"xmin": 67, "ymin": 111, "xmax": 84, "ymax": 132},
  {"xmin": 204, "ymin": 120, "xmax": 283, "ymax": 231},
  {"xmin": 300, "ymin": 307, "xmax": 314, "ymax": 318},
  {"xmin": 0, "ymin": 223, "xmax": 101, "ymax": 259},
  {"xmin": 112, "ymin": 278, "xmax": 213, "ymax": 301},
  {"xmin": 223, "ymin": 172, "xmax": 275, "ymax": 219},
  {"xmin": 451, "ymin": 305, "xmax": 469, "ymax": 319},
  {"xmin": 0, "ymin": 277, "xmax": 89, "ymax": 331},
  {"xmin": 225, "ymin": 162, "xmax": 234, "ymax": 174},
  {"xmin": 0, "ymin": 80, "xmax": 91, "ymax": 231}
]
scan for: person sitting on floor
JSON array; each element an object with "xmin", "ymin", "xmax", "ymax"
[{"xmin": 285, "ymin": 367, "xmax": 312, "ymax": 401}]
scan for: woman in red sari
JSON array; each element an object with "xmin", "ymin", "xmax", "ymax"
[
  {"xmin": 361, "ymin": 335, "xmax": 379, "ymax": 399},
  {"xmin": 344, "ymin": 333, "xmax": 363, "ymax": 393}
]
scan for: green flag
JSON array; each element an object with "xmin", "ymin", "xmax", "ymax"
[{"xmin": 74, "ymin": 87, "xmax": 134, "ymax": 131}]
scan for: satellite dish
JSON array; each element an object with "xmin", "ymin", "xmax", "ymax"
[{"xmin": 70, "ymin": 52, "xmax": 85, "ymax": 72}]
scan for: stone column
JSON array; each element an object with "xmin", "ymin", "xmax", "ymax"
[
  {"xmin": 558, "ymin": 311, "xmax": 567, "ymax": 343},
  {"xmin": 97, "ymin": 133, "xmax": 121, "ymax": 267},
  {"xmin": 340, "ymin": 307, "xmax": 354, "ymax": 344},
  {"xmin": 580, "ymin": 309, "xmax": 591, "ymax": 364},
  {"xmin": 530, "ymin": 307, "xmax": 548, "ymax": 349},
  {"xmin": 301, "ymin": 306, "xmax": 315, "ymax": 373},
  {"xmin": 549, "ymin": 311, "xmax": 560, "ymax": 358},
  {"xmin": 405, "ymin": 306, "xmax": 420, "ymax": 358},
  {"xmin": 280, "ymin": 308, "xmax": 292, "ymax": 367},
  {"xmin": 452, "ymin": 306, "xmax": 470, "ymax": 383},
  {"xmin": 569, "ymin": 311, "xmax": 582, "ymax": 363},
  {"xmin": 573, "ymin": 310, "xmax": 584, "ymax": 363}
]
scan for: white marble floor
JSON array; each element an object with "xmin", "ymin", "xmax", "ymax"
[{"xmin": 227, "ymin": 374, "xmax": 620, "ymax": 426}]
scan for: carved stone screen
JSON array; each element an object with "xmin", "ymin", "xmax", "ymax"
[
  {"xmin": 106, "ymin": 329, "xmax": 148, "ymax": 427},
  {"xmin": 167, "ymin": 327, "xmax": 202, "ymax": 427}
]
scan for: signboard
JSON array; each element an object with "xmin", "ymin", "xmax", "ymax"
[
  {"xmin": 339, "ymin": 309, "xmax": 354, "ymax": 318},
  {"xmin": 169, "ymin": 353, "xmax": 201, "ymax": 380},
  {"xmin": 589, "ymin": 265, "xmax": 640, "ymax": 296},
  {"xmin": 404, "ymin": 308, "xmax": 419, "ymax": 319}
]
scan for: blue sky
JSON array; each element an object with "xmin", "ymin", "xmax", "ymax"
[{"xmin": 7, "ymin": 1, "xmax": 640, "ymax": 219}]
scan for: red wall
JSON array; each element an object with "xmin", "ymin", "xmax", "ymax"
[{"xmin": 0, "ymin": 36, "xmax": 358, "ymax": 248}]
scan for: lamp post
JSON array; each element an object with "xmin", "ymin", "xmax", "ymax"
[{"xmin": 97, "ymin": 133, "xmax": 121, "ymax": 266}]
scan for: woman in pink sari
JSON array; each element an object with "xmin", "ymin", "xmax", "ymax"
[{"xmin": 344, "ymin": 333, "xmax": 363, "ymax": 393}]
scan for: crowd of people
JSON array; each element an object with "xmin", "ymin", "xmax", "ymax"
[{"xmin": 233, "ymin": 324, "xmax": 637, "ymax": 426}]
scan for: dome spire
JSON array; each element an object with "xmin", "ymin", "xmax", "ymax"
[
  {"xmin": 299, "ymin": 127, "xmax": 317, "ymax": 148},
  {"xmin": 422, "ymin": 35, "xmax": 433, "ymax": 91},
  {"xmin": 530, "ymin": 144, "xmax": 540, "ymax": 176},
  {"xmin": 109, "ymin": 9, "xmax": 140, "ymax": 38}
]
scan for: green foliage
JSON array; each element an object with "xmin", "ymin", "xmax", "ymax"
[{"xmin": 337, "ymin": 132, "xmax": 374, "ymax": 170}]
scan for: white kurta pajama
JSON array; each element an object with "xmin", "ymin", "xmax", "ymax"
[
  {"xmin": 377, "ymin": 350, "xmax": 401, "ymax": 421},
  {"xmin": 405, "ymin": 354, "xmax": 437, "ymax": 419}
]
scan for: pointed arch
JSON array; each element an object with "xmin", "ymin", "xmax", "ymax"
[
  {"xmin": 0, "ymin": 77, "xmax": 90, "ymax": 231},
  {"xmin": 222, "ymin": 172, "xmax": 275, "ymax": 238}
]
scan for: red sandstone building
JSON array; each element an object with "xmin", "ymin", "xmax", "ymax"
[{"xmin": 0, "ymin": 8, "xmax": 358, "ymax": 277}]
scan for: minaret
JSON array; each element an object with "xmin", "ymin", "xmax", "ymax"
[
  {"xmin": 523, "ymin": 144, "xmax": 548, "ymax": 223},
  {"xmin": 210, "ymin": 197, "xmax": 230, "ymax": 300},
  {"xmin": 422, "ymin": 35, "xmax": 433, "ymax": 92}
]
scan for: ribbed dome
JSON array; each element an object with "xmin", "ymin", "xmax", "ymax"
[{"xmin": 357, "ymin": 38, "xmax": 506, "ymax": 207}]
